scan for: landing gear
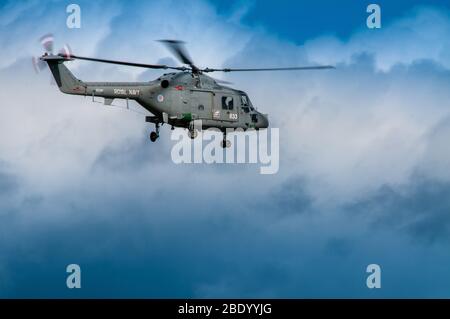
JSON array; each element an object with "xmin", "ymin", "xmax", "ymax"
[
  {"xmin": 187, "ymin": 120, "xmax": 200, "ymax": 139},
  {"xmin": 188, "ymin": 129, "xmax": 198, "ymax": 139},
  {"xmin": 150, "ymin": 131, "xmax": 159, "ymax": 142},
  {"xmin": 221, "ymin": 131, "xmax": 231, "ymax": 148},
  {"xmin": 220, "ymin": 140, "xmax": 231, "ymax": 148},
  {"xmin": 149, "ymin": 122, "xmax": 160, "ymax": 142}
]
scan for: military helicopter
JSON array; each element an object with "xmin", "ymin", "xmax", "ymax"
[{"xmin": 34, "ymin": 34, "xmax": 334, "ymax": 147}]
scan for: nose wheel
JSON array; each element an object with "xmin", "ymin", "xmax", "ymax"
[
  {"xmin": 188, "ymin": 129, "xmax": 198, "ymax": 139},
  {"xmin": 221, "ymin": 140, "xmax": 231, "ymax": 148}
]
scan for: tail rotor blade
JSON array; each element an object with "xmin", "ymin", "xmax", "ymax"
[
  {"xmin": 32, "ymin": 56, "xmax": 47, "ymax": 73},
  {"xmin": 59, "ymin": 44, "xmax": 72, "ymax": 59},
  {"xmin": 39, "ymin": 33, "xmax": 54, "ymax": 54}
]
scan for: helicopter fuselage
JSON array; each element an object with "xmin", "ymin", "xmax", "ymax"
[
  {"xmin": 44, "ymin": 55, "xmax": 268, "ymax": 133},
  {"xmin": 87, "ymin": 72, "xmax": 269, "ymax": 131}
]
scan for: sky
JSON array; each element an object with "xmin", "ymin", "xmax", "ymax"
[{"xmin": 1, "ymin": 0, "xmax": 450, "ymax": 298}]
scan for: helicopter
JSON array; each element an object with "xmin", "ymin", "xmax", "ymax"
[{"xmin": 34, "ymin": 34, "xmax": 334, "ymax": 148}]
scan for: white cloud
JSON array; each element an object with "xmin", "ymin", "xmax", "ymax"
[
  {"xmin": 222, "ymin": 6, "xmax": 450, "ymax": 203},
  {"xmin": 1, "ymin": 2, "xmax": 450, "ymax": 209},
  {"xmin": 304, "ymin": 6, "xmax": 450, "ymax": 71},
  {"xmin": 2, "ymin": 1, "xmax": 450, "ymax": 297}
]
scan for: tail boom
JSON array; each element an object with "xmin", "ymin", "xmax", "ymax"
[{"xmin": 41, "ymin": 54, "xmax": 86, "ymax": 95}]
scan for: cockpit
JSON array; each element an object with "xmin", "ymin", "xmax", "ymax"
[
  {"xmin": 240, "ymin": 94, "xmax": 261, "ymax": 124},
  {"xmin": 240, "ymin": 94, "xmax": 255, "ymax": 113}
]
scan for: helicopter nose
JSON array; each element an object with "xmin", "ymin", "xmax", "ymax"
[{"xmin": 258, "ymin": 113, "xmax": 269, "ymax": 128}]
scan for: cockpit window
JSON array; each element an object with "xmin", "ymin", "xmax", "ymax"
[
  {"xmin": 222, "ymin": 96, "xmax": 234, "ymax": 110},
  {"xmin": 241, "ymin": 95, "xmax": 249, "ymax": 106}
]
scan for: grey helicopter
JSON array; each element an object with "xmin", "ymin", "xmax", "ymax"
[{"xmin": 33, "ymin": 34, "xmax": 334, "ymax": 147}]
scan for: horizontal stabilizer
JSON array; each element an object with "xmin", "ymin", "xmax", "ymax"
[{"xmin": 104, "ymin": 98, "xmax": 114, "ymax": 105}]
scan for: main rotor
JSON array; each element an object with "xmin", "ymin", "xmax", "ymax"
[{"xmin": 39, "ymin": 35, "xmax": 334, "ymax": 76}]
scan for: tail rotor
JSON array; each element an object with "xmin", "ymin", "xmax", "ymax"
[
  {"xmin": 32, "ymin": 56, "xmax": 47, "ymax": 73},
  {"xmin": 58, "ymin": 44, "xmax": 72, "ymax": 59},
  {"xmin": 32, "ymin": 33, "xmax": 72, "ymax": 85},
  {"xmin": 40, "ymin": 33, "xmax": 54, "ymax": 54}
]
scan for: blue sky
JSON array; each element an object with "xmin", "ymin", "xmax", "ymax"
[
  {"xmin": 214, "ymin": 0, "xmax": 449, "ymax": 40},
  {"xmin": 1, "ymin": 0, "xmax": 450, "ymax": 298}
]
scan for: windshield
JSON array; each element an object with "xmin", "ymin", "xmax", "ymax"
[
  {"xmin": 241, "ymin": 95, "xmax": 249, "ymax": 106},
  {"xmin": 241, "ymin": 94, "xmax": 255, "ymax": 112}
]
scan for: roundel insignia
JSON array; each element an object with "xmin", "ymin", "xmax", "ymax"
[{"xmin": 157, "ymin": 94, "xmax": 164, "ymax": 103}]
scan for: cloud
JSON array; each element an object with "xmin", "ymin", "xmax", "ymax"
[
  {"xmin": 0, "ymin": 164, "xmax": 18, "ymax": 196},
  {"xmin": 346, "ymin": 176, "xmax": 450, "ymax": 245},
  {"xmin": 1, "ymin": 1, "xmax": 450, "ymax": 297},
  {"xmin": 0, "ymin": 0, "xmax": 121, "ymax": 69},
  {"xmin": 304, "ymin": 6, "xmax": 450, "ymax": 71}
]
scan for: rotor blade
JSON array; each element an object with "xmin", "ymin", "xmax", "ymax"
[
  {"xmin": 32, "ymin": 56, "xmax": 47, "ymax": 73},
  {"xmin": 202, "ymin": 65, "xmax": 335, "ymax": 73},
  {"xmin": 157, "ymin": 39, "xmax": 198, "ymax": 71},
  {"xmin": 210, "ymin": 76, "xmax": 233, "ymax": 85},
  {"xmin": 58, "ymin": 44, "xmax": 72, "ymax": 59},
  {"xmin": 39, "ymin": 33, "xmax": 54, "ymax": 54},
  {"xmin": 64, "ymin": 54, "xmax": 187, "ymax": 71}
]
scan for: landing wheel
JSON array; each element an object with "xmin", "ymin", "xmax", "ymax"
[
  {"xmin": 150, "ymin": 131, "xmax": 159, "ymax": 142},
  {"xmin": 221, "ymin": 139, "xmax": 231, "ymax": 148},
  {"xmin": 188, "ymin": 129, "xmax": 198, "ymax": 139},
  {"xmin": 150, "ymin": 122, "xmax": 161, "ymax": 142},
  {"xmin": 221, "ymin": 131, "xmax": 231, "ymax": 148}
]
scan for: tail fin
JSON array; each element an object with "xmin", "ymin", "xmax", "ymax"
[{"xmin": 44, "ymin": 56, "xmax": 85, "ymax": 94}]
